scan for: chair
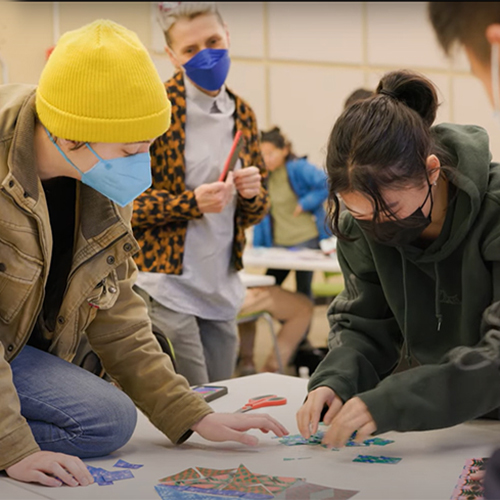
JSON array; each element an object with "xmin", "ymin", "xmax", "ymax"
[{"xmin": 236, "ymin": 310, "xmax": 285, "ymax": 374}]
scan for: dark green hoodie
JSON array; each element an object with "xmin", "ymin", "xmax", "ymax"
[{"xmin": 308, "ymin": 123, "xmax": 500, "ymax": 434}]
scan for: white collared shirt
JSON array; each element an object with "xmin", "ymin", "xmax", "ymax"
[{"xmin": 136, "ymin": 77, "xmax": 245, "ymax": 320}]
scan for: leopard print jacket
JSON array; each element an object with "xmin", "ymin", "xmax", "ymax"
[{"xmin": 132, "ymin": 71, "xmax": 269, "ymax": 274}]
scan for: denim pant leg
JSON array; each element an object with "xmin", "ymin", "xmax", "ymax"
[
  {"xmin": 10, "ymin": 346, "xmax": 138, "ymax": 459},
  {"xmin": 197, "ymin": 318, "xmax": 239, "ymax": 383}
]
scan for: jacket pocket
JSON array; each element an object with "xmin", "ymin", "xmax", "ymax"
[
  {"xmin": 86, "ymin": 271, "xmax": 120, "ymax": 312},
  {"xmin": 0, "ymin": 238, "xmax": 42, "ymax": 323}
]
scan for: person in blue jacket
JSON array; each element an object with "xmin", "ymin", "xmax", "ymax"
[{"xmin": 253, "ymin": 127, "xmax": 330, "ymax": 298}]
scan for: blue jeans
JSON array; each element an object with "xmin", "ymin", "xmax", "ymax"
[{"xmin": 10, "ymin": 345, "xmax": 138, "ymax": 458}]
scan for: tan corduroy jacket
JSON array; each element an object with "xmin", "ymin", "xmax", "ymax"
[{"xmin": 0, "ymin": 84, "xmax": 213, "ymax": 471}]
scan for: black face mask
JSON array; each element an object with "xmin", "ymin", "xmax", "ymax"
[{"xmin": 356, "ymin": 183, "xmax": 434, "ymax": 247}]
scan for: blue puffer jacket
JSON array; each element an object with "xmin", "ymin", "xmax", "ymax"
[{"xmin": 253, "ymin": 157, "xmax": 331, "ymax": 247}]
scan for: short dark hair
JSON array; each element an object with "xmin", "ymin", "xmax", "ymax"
[
  {"xmin": 343, "ymin": 88, "xmax": 374, "ymax": 110},
  {"xmin": 260, "ymin": 126, "xmax": 297, "ymax": 162},
  {"xmin": 428, "ymin": 2, "xmax": 500, "ymax": 64},
  {"xmin": 325, "ymin": 70, "xmax": 452, "ymax": 241}
]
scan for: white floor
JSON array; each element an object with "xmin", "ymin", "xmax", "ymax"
[{"xmin": 2, "ymin": 373, "xmax": 500, "ymax": 500}]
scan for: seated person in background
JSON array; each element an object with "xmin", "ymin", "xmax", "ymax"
[
  {"xmin": 237, "ymin": 286, "xmax": 314, "ymax": 376},
  {"xmin": 297, "ymin": 69, "xmax": 500, "ymax": 448},
  {"xmin": 343, "ymin": 87, "xmax": 374, "ymax": 109},
  {"xmin": 253, "ymin": 127, "xmax": 330, "ymax": 299}
]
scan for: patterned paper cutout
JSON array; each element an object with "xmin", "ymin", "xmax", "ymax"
[
  {"xmin": 253, "ymin": 472, "xmax": 302, "ymax": 495},
  {"xmin": 450, "ymin": 458, "xmax": 488, "ymax": 500},
  {"xmin": 159, "ymin": 485, "xmax": 271, "ymax": 499},
  {"xmin": 197, "ymin": 468, "xmax": 238, "ymax": 478},
  {"xmin": 352, "ymin": 455, "xmax": 401, "ymax": 464},
  {"xmin": 155, "ymin": 484, "xmax": 241, "ymax": 500},
  {"xmin": 113, "ymin": 459, "xmax": 144, "ymax": 469},
  {"xmin": 102, "ymin": 469, "xmax": 134, "ymax": 481},
  {"xmin": 279, "ymin": 431, "xmax": 393, "ymax": 449},
  {"xmin": 155, "ymin": 465, "xmax": 350, "ymax": 500},
  {"xmin": 159, "ymin": 468, "xmax": 203, "ymax": 484},
  {"xmin": 363, "ymin": 438, "xmax": 394, "ymax": 446},
  {"xmin": 274, "ymin": 480, "xmax": 359, "ymax": 500},
  {"xmin": 86, "ymin": 465, "xmax": 134, "ymax": 486}
]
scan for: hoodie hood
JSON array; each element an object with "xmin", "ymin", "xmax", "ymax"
[
  {"xmin": 400, "ymin": 123, "xmax": 492, "ymax": 359},
  {"xmin": 404, "ymin": 123, "xmax": 492, "ymax": 264}
]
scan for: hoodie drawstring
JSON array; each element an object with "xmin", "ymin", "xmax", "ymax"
[
  {"xmin": 399, "ymin": 252, "xmax": 442, "ymax": 367},
  {"xmin": 400, "ymin": 251, "xmax": 411, "ymax": 367},
  {"xmin": 434, "ymin": 262, "xmax": 443, "ymax": 332}
]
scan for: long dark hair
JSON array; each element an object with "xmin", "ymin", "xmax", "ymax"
[
  {"xmin": 260, "ymin": 127, "xmax": 297, "ymax": 162},
  {"xmin": 326, "ymin": 69, "xmax": 453, "ymax": 240}
]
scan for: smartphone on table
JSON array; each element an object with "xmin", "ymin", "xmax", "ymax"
[{"xmin": 192, "ymin": 384, "xmax": 228, "ymax": 402}]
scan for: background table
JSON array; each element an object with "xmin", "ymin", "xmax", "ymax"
[
  {"xmin": 243, "ymin": 247, "xmax": 341, "ymax": 273},
  {"xmin": 239, "ymin": 271, "xmax": 276, "ymax": 288},
  {"xmin": 2, "ymin": 372, "xmax": 500, "ymax": 500}
]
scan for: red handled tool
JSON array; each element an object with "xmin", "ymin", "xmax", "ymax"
[
  {"xmin": 219, "ymin": 130, "xmax": 244, "ymax": 182},
  {"xmin": 235, "ymin": 394, "xmax": 287, "ymax": 413}
]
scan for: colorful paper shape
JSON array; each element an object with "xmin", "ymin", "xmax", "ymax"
[
  {"xmin": 363, "ymin": 438, "xmax": 394, "ymax": 446},
  {"xmin": 159, "ymin": 468, "xmax": 204, "ymax": 484},
  {"xmin": 86, "ymin": 464, "xmax": 134, "ymax": 486},
  {"xmin": 155, "ymin": 484, "xmax": 241, "ymax": 500},
  {"xmin": 155, "ymin": 465, "xmax": 346, "ymax": 500},
  {"xmin": 352, "ymin": 455, "xmax": 401, "ymax": 464},
  {"xmin": 450, "ymin": 457, "xmax": 488, "ymax": 500},
  {"xmin": 274, "ymin": 480, "xmax": 359, "ymax": 500},
  {"xmin": 279, "ymin": 431, "xmax": 393, "ymax": 450},
  {"xmin": 113, "ymin": 459, "xmax": 144, "ymax": 469}
]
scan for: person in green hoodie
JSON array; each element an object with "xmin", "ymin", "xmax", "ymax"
[{"xmin": 296, "ymin": 68, "xmax": 500, "ymax": 449}]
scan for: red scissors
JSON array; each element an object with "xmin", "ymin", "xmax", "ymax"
[{"xmin": 235, "ymin": 394, "xmax": 287, "ymax": 413}]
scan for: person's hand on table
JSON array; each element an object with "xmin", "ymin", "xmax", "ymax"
[
  {"xmin": 296, "ymin": 386, "xmax": 340, "ymax": 439},
  {"xmin": 191, "ymin": 412, "xmax": 289, "ymax": 446},
  {"xmin": 233, "ymin": 166, "xmax": 261, "ymax": 199},
  {"xmin": 194, "ymin": 172, "xmax": 235, "ymax": 213},
  {"xmin": 297, "ymin": 388, "xmax": 376, "ymax": 447},
  {"xmin": 320, "ymin": 396, "xmax": 377, "ymax": 448},
  {"xmin": 5, "ymin": 450, "xmax": 94, "ymax": 488}
]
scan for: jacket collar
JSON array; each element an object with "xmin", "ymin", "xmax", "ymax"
[
  {"xmin": 8, "ymin": 91, "xmax": 122, "ymax": 241},
  {"xmin": 8, "ymin": 90, "xmax": 40, "ymax": 202},
  {"xmin": 167, "ymin": 71, "xmax": 245, "ymax": 136}
]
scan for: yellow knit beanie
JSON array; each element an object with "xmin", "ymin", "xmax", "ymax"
[{"xmin": 36, "ymin": 19, "xmax": 171, "ymax": 143}]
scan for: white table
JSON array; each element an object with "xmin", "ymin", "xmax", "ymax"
[
  {"xmin": 238, "ymin": 271, "xmax": 276, "ymax": 288},
  {"xmin": 3, "ymin": 372, "xmax": 500, "ymax": 500},
  {"xmin": 243, "ymin": 247, "xmax": 341, "ymax": 273}
]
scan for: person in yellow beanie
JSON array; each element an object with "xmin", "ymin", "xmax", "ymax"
[{"xmin": 0, "ymin": 19, "xmax": 288, "ymax": 489}]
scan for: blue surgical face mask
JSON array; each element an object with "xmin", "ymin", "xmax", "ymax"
[
  {"xmin": 492, "ymin": 43, "xmax": 500, "ymax": 128},
  {"xmin": 45, "ymin": 129, "xmax": 152, "ymax": 207},
  {"xmin": 182, "ymin": 48, "xmax": 230, "ymax": 91}
]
